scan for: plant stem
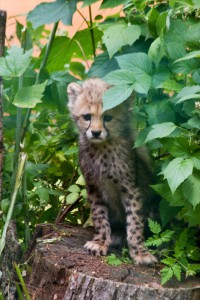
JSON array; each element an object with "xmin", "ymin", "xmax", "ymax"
[
  {"xmin": 0, "ymin": 153, "xmax": 27, "ymax": 255},
  {"xmin": 89, "ymin": 6, "xmax": 96, "ymax": 58},
  {"xmin": 21, "ymin": 21, "xmax": 59, "ymax": 143},
  {"xmin": 11, "ymin": 75, "xmax": 23, "ymax": 189},
  {"xmin": 14, "ymin": 262, "xmax": 31, "ymax": 300}
]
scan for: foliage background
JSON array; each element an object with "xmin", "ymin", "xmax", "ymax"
[{"xmin": 1, "ymin": 0, "xmax": 200, "ymax": 286}]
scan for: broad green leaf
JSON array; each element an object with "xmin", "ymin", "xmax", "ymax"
[
  {"xmin": 162, "ymin": 79, "xmax": 183, "ymax": 92},
  {"xmin": 66, "ymin": 192, "xmax": 79, "ymax": 204},
  {"xmin": 164, "ymin": 19, "xmax": 187, "ymax": 61},
  {"xmin": 176, "ymin": 86, "xmax": 200, "ymax": 104},
  {"xmin": 147, "ymin": 7, "xmax": 159, "ymax": 38},
  {"xmin": 187, "ymin": 116, "xmax": 200, "ymax": 130},
  {"xmin": 88, "ymin": 51, "xmax": 119, "ymax": 78},
  {"xmin": 148, "ymin": 37, "xmax": 165, "ymax": 69},
  {"xmin": 184, "ymin": 204, "xmax": 200, "ymax": 226},
  {"xmin": 151, "ymin": 67, "xmax": 170, "ymax": 89},
  {"xmin": 27, "ymin": 0, "xmax": 79, "ymax": 29},
  {"xmin": 182, "ymin": 172, "xmax": 200, "ymax": 208},
  {"xmin": 145, "ymin": 101, "xmax": 175, "ymax": 126},
  {"xmin": 132, "ymin": 74, "xmax": 151, "ymax": 94},
  {"xmin": 76, "ymin": 175, "xmax": 86, "ymax": 186},
  {"xmin": 102, "ymin": 24, "xmax": 141, "ymax": 58},
  {"xmin": 82, "ymin": 0, "xmax": 99, "ymax": 6},
  {"xmin": 116, "ymin": 53, "xmax": 152, "ymax": 93},
  {"xmin": 156, "ymin": 11, "xmax": 168, "ymax": 36},
  {"xmin": 103, "ymin": 84, "xmax": 134, "ymax": 111},
  {"xmin": 134, "ymin": 128, "xmax": 151, "ymax": 148},
  {"xmin": 68, "ymin": 184, "xmax": 80, "ymax": 193},
  {"xmin": 81, "ymin": 189, "xmax": 87, "ymax": 198},
  {"xmin": 163, "ymin": 157, "xmax": 193, "ymax": 194},
  {"xmin": 103, "ymin": 70, "xmax": 136, "ymax": 85},
  {"xmin": 37, "ymin": 187, "xmax": 49, "ymax": 204},
  {"xmin": 159, "ymin": 199, "xmax": 181, "ymax": 226},
  {"xmin": 13, "ymin": 82, "xmax": 46, "ymax": 108},
  {"xmin": 163, "ymin": 138, "xmax": 190, "ymax": 158},
  {"xmin": 0, "ymin": 46, "xmax": 32, "ymax": 79},
  {"xmin": 174, "ymin": 51, "xmax": 200, "ymax": 63},
  {"xmin": 145, "ymin": 122, "xmax": 177, "ymax": 143},
  {"xmin": 101, "ymin": 0, "xmax": 127, "ymax": 8},
  {"xmin": 116, "ymin": 53, "xmax": 152, "ymax": 76}
]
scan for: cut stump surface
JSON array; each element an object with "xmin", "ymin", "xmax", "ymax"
[{"xmin": 26, "ymin": 224, "xmax": 200, "ymax": 300}]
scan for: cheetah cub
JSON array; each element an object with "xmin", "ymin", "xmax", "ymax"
[{"xmin": 67, "ymin": 78, "xmax": 157, "ymax": 265}]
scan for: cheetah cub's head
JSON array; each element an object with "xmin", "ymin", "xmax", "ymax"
[{"xmin": 67, "ymin": 78, "xmax": 129, "ymax": 143}]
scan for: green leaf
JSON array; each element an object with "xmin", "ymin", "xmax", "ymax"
[
  {"xmin": 82, "ymin": 0, "xmax": 99, "ymax": 6},
  {"xmin": 37, "ymin": 187, "xmax": 49, "ymax": 204},
  {"xmin": 106, "ymin": 254, "xmax": 122, "ymax": 266},
  {"xmin": 182, "ymin": 171, "xmax": 200, "ymax": 208},
  {"xmin": 116, "ymin": 53, "xmax": 152, "ymax": 94},
  {"xmin": 145, "ymin": 101, "xmax": 175, "ymax": 126},
  {"xmin": 160, "ymin": 230, "xmax": 175, "ymax": 243},
  {"xmin": 172, "ymin": 264, "xmax": 182, "ymax": 281},
  {"xmin": 101, "ymin": 0, "xmax": 127, "ymax": 8},
  {"xmin": 174, "ymin": 50, "xmax": 200, "ymax": 63},
  {"xmin": 103, "ymin": 70, "xmax": 136, "ymax": 85},
  {"xmin": 145, "ymin": 122, "xmax": 177, "ymax": 143},
  {"xmin": 145, "ymin": 236, "xmax": 163, "ymax": 247},
  {"xmin": 148, "ymin": 219, "xmax": 161, "ymax": 234},
  {"xmin": 103, "ymin": 84, "xmax": 134, "ymax": 111},
  {"xmin": 68, "ymin": 184, "xmax": 80, "ymax": 193},
  {"xmin": 164, "ymin": 138, "xmax": 190, "ymax": 158},
  {"xmin": 162, "ymin": 80, "xmax": 183, "ymax": 92},
  {"xmin": 187, "ymin": 116, "xmax": 200, "ymax": 130},
  {"xmin": 161, "ymin": 267, "xmax": 173, "ymax": 285},
  {"xmin": 0, "ymin": 46, "xmax": 32, "ymax": 79},
  {"xmin": 27, "ymin": 0, "xmax": 79, "ymax": 29},
  {"xmin": 148, "ymin": 37, "xmax": 165, "ymax": 69},
  {"xmin": 89, "ymin": 51, "xmax": 118, "ymax": 78},
  {"xmin": 102, "ymin": 24, "xmax": 141, "ymax": 58},
  {"xmin": 76, "ymin": 175, "xmax": 86, "ymax": 186},
  {"xmin": 66, "ymin": 192, "xmax": 79, "ymax": 204},
  {"xmin": 163, "ymin": 157, "xmax": 193, "ymax": 194},
  {"xmin": 134, "ymin": 128, "xmax": 151, "ymax": 148},
  {"xmin": 161, "ymin": 257, "xmax": 176, "ymax": 267},
  {"xmin": 176, "ymin": 86, "xmax": 200, "ymax": 103},
  {"xmin": 116, "ymin": 52, "xmax": 152, "ymax": 76},
  {"xmin": 81, "ymin": 189, "xmax": 87, "ymax": 198},
  {"xmin": 13, "ymin": 82, "xmax": 46, "ymax": 108},
  {"xmin": 147, "ymin": 7, "xmax": 159, "ymax": 38}
]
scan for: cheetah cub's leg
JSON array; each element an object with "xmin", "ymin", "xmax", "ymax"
[
  {"xmin": 121, "ymin": 186, "xmax": 157, "ymax": 265},
  {"xmin": 84, "ymin": 188, "xmax": 111, "ymax": 256}
]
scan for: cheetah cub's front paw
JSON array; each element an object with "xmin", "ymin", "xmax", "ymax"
[
  {"xmin": 131, "ymin": 251, "xmax": 158, "ymax": 265},
  {"xmin": 84, "ymin": 241, "xmax": 108, "ymax": 256}
]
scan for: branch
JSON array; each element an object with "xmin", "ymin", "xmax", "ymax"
[{"xmin": 0, "ymin": 10, "xmax": 7, "ymax": 203}]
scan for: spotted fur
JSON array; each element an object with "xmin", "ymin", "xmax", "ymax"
[{"xmin": 67, "ymin": 78, "xmax": 157, "ymax": 264}]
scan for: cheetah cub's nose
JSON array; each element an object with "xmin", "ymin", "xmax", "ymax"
[{"xmin": 91, "ymin": 131, "xmax": 101, "ymax": 138}]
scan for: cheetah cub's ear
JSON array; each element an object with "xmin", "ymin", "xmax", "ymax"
[{"xmin": 67, "ymin": 82, "xmax": 82, "ymax": 110}]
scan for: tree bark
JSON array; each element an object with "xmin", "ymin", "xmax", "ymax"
[
  {"xmin": 0, "ymin": 10, "xmax": 6, "ymax": 202},
  {"xmin": 26, "ymin": 224, "xmax": 200, "ymax": 300}
]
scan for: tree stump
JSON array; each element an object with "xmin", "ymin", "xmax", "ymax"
[{"xmin": 26, "ymin": 224, "xmax": 200, "ymax": 300}]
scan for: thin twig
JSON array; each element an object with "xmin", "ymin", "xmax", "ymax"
[{"xmin": 89, "ymin": 6, "xmax": 96, "ymax": 58}]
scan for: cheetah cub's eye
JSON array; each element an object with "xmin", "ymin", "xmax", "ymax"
[
  {"xmin": 103, "ymin": 115, "xmax": 113, "ymax": 122},
  {"xmin": 82, "ymin": 114, "xmax": 91, "ymax": 121}
]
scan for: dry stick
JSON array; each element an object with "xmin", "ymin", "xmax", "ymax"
[{"xmin": 0, "ymin": 11, "xmax": 7, "ymax": 203}]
